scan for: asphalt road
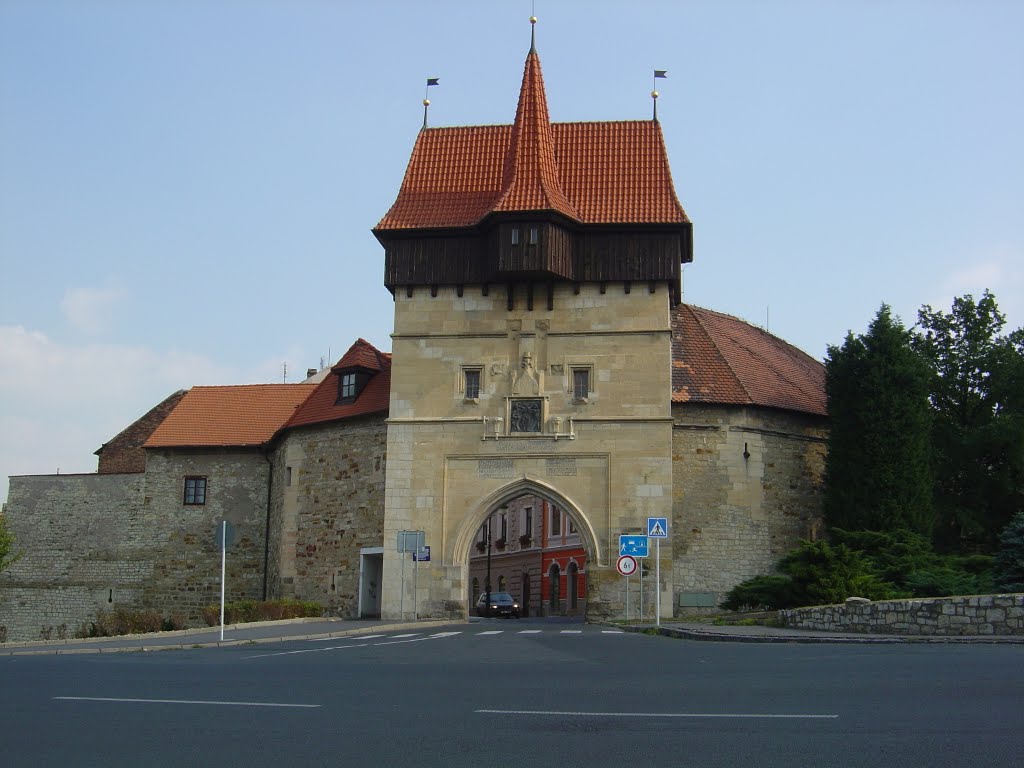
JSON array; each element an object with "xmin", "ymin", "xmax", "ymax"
[{"xmin": 2, "ymin": 619, "xmax": 1022, "ymax": 767}]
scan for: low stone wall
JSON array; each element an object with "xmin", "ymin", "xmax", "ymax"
[{"xmin": 779, "ymin": 594, "xmax": 1024, "ymax": 636}]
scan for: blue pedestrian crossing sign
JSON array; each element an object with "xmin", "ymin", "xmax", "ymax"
[
  {"xmin": 647, "ymin": 517, "xmax": 669, "ymax": 538},
  {"xmin": 619, "ymin": 535, "xmax": 649, "ymax": 558}
]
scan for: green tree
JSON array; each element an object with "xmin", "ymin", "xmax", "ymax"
[
  {"xmin": 913, "ymin": 291, "xmax": 1024, "ymax": 552},
  {"xmin": 0, "ymin": 508, "xmax": 20, "ymax": 574},
  {"xmin": 824, "ymin": 305, "xmax": 934, "ymax": 536}
]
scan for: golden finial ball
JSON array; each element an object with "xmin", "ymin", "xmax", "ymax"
[
  {"xmin": 530, "ymin": 16, "xmax": 537, "ymax": 24},
  {"xmin": 651, "ymin": 90, "xmax": 659, "ymax": 99},
  {"xmin": 423, "ymin": 98, "xmax": 430, "ymax": 107}
]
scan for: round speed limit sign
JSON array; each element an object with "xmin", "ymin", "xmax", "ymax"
[{"xmin": 616, "ymin": 555, "xmax": 638, "ymax": 576}]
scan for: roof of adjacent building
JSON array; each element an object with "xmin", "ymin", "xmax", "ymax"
[
  {"xmin": 376, "ymin": 48, "xmax": 688, "ymax": 231},
  {"xmin": 144, "ymin": 384, "xmax": 316, "ymax": 449},
  {"xmin": 672, "ymin": 305, "xmax": 827, "ymax": 416},
  {"xmin": 284, "ymin": 339, "xmax": 392, "ymax": 430}
]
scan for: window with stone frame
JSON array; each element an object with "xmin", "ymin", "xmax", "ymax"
[
  {"xmin": 463, "ymin": 367, "xmax": 481, "ymax": 400},
  {"xmin": 571, "ymin": 366, "xmax": 591, "ymax": 401},
  {"xmin": 183, "ymin": 476, "xmax": 207, "ymax": 505}
]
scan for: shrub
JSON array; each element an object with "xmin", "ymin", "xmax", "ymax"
[
  {"xmin": 720, "ymin": 575, "xmax": 795, "ymax": 611},
  {"xmin": 75, "ymin": 607, "xmax": 166, "ymax": 638},
  {"xmin": 201, "ymin": 599, "xmax": 323, "ymax": 626}
]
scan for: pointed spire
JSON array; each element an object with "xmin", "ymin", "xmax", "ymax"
[{"xmin": 492, "ymin": 20, "xmax": 578, "ymax": 221}]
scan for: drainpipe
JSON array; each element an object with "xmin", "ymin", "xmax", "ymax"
[{"xmin": 262, "ymin": 449, "xmax": 274, "ymax": 601}]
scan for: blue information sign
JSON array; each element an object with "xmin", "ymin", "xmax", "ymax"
[
  {"xmin": 413, "ymin": 545, "xmax": 430, "ymax": 562},
  {"xmin": 619, "ymin": 535, "xmax": 649, "ymax": 558},
  {"xmin": 647, "ymin": 518, "xmax": 669, "ymax": 538}
]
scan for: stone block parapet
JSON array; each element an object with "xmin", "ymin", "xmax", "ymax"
[{"xmin": 779, "ymin": 594, "xmax": 1024, "ymax": 636}]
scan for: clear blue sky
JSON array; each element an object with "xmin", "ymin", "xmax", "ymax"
[{"xmin": 2, "ymin": 1, "xmax": 1022, "ymax": 502}]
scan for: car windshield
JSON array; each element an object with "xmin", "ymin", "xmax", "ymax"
[{"xmin": 488, "ymin": 593, "xmax": 514, "ymax": 603}]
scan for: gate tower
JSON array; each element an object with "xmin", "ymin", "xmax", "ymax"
[{"xmin": 373, "ymin": 21, "xmax": 692, "ymax": 619}]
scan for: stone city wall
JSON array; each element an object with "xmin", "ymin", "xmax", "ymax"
[
  {"xmin": 268, "ymin": 417, "xmax": 387, "ymax": 615},
  {"xmin": 1, "ymin": 448, "xmax": 271, "ymax": 643},
  {"xmin": 780, "ymin": 594, "xmax": 1024, "ymax": 636},
  {"xmin": 671, "ymin": 403, "xmax": 827, "ymax": 613},
  {"xmin": 0, "ymin": 473, "xmax": 145, "ymax": 642}
]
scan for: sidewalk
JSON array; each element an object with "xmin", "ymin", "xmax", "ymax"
[{"xmin": 0, "ymin": 617, "xmax": 452, "ymax": 656}]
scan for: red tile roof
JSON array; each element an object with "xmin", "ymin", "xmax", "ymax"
[
  {"xmin": 375, "ymin": 49, "xmax": 688, "ymax": 231},
  {"xmin": 284, "ymin": 339, "xmax": 392, "ymax": 430},
  {"xmin": 672, "ymin": 305, "xmax": 827, "ymax": 416},
  {"xmin": 144, "ymin": 384, "xmax": 316, "ymax": 448}
]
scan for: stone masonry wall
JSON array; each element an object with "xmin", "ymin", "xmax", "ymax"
[
  {"xmin": 780, "ymin": 594, "xmax": 1024, "ymax": 636},
  {"xmin": 672, "ymin": 403, "xmax": 827, "ymax": 613},
  {"xmin": 141, "ymin": 450, "xmax": 269, "ymax": 619},
  {"xmin": 0, "ymin": 473, "xmax": 144, "ymax": 642},
  {"xmin": 1, "ymin": 448, "xmax": 272, "ymax": 642},
  {"xmin": 268, "ymin": 417, "xmax": 387, "ymax": 615}
]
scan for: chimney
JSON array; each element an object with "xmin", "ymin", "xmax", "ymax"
[{"xmin": 306, "ymin": 368, "xmax": 318, "ymax": 379}]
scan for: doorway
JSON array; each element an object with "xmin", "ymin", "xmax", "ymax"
[{"xmin": 358, "ymin": 548, "xmax": 383, "ymax": 618}]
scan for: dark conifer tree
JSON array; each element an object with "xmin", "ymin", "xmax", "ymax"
[
  {"xmin": 824, "ymin": 305, "xmax": 933, "ymax": 536},
  {"xmin": 913, "ymin": 291, "xmax": 1024, "ymax": 551}
]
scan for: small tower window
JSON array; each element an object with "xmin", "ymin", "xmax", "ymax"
[
  {"xmin": 572, "ymin": 368, "xmax": 590, "ymax": 401},
  {"xmin": 529, "ymin": 226, "xmax": 538, "ymax": 245},
  {"xmin": 511, "ymin": 228, "xmax": 520, "ymax": 245},
  {"xmin": 463, "ymin": 368, "xmax": 481, "ymax": 400}
]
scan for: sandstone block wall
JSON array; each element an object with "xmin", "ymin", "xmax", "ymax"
[
  {"xmin": 672, "ymin": 403, "xmax": 826, "ymax": 613},
  {"xmin": 268, "ymin": 417, "xmax": 387, "ymax": 615},
  {"xmin": 780, "ymin": 594, "xmax": 1024, "ymax": 636}
]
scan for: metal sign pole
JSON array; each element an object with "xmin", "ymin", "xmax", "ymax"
[
  {"xmin": 219, "ymin": 520, "xmax": 226, "ymax": 642},
  {"xmin": 413, "ymin": 551, "xmax": 418, "ymax": 621},
  {"xmin": 400, "ymin": 554, "xmax": 406, "ymax": 621},
  {"xmin": 640, "ymin": 560, "xmax": 644, "ymax": 621},
  {"xmin": 655, "ymin": 539, "xmax": 661, "ymax": 628},
  {"xmin": 625, "ymin": 572, "xmax": 630, "ymax": 622}
]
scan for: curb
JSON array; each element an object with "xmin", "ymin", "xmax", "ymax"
[{"xmin": 607, "ymin": 623, "xmax": 1024, "ymax": 645}]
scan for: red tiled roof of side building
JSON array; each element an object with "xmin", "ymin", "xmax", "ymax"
[
  {"xmin": 144, "ymin": 384, "xmax": 316, "ymax": 448},
  {"xmin": 672, "ymin": 305, "xmax": 827, "ymax": 417},
  {"xmin": 375, "ymin": 120, "xmax": 688, "ymax": 231},
  {"xmin": 284, "ymin": 340, "xmax": 392, "ymax": 430}
]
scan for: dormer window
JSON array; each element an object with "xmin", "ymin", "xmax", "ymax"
[{"xmin": 336, "ymin": 368, "xmax": 372, "ymax": 404}]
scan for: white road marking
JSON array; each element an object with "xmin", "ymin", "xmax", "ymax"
[
  {"xmin": 429, "ymin": 631, "xmax": 462, "ymax": 637},
  {"xmin": 476, "ymin": 709, "xmax": 838, "ymax": 719},
  {"xmin": 389, "ymin": 633, "xmax": 421, "ymax": 638},
  {"xmin": 517, "ymin": 630, "xmax": 542, "ymax": 634},
  {"xmin": 477, "ymin": 631, "xmax": 504, "ymax": 635},
  {"xmin": 560, "ymin": 630, "xmax": 582, "ymax": 634},
  {"xmin": 243, "ymin": 643, "xmax": 368, "ymax": 659},
  {"xmin": 601, "ymin": 630, "xmax": 625, "ymax": 634},
  {"xmin": 55, "ymin": 696, "xmax": 319, "ymax": 709},
  {"xmin": 306, "ymin": 634, "xmax": 384, "ymax": 643}
]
